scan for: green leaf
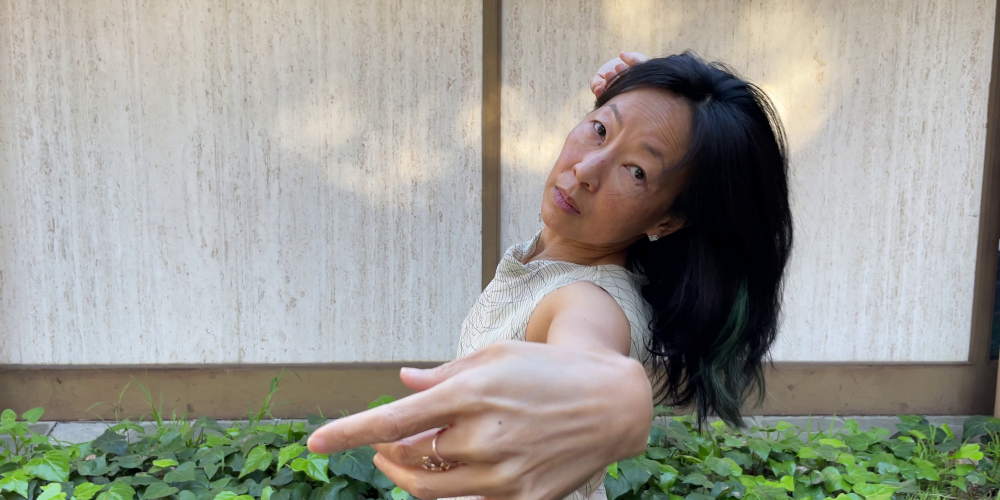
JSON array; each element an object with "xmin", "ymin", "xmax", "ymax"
[
  {"xmin": 835, "ymin": 453, "xmax": 855, "ymax": 466},
  {"xmin": 607, "ymin": 462, "xmax": 618, "ymax": 480},
  {"xmin": 308, "ymin": 478, "xmax": 351, "ymax": 500},
  {"xmin": 748, "ymin": 439, "xmax": 771, "ymax": 460},
  {"xmin": 261, "ymin": 486, "xmax": 275, "ymax": 500},
  {"xmin": 78, "ymin": 456, "xmax": 115, "ymax": 476},
  {"xmin": 38, "ymin": 483, "xmax": 67, "ymax": 500},
  {"xmin": 328, "ymin": 447, "xmax": 375, "ymax": 483},
  {"xmin": 141, "ymin": 481, "xmax": 178, "ymax": 500},
  {"xmin": 93, "ymin": 430, "xmax": 129, "ymax": 457},
  {"xmin": 797, "ymin": 447, "xmax": 820, "ymax": 459},
  {"xmin": 682, "ymin": 472, "xmax": 715, "ymax": 490},
  {"xmin": 74, "ymin": 482, "xmax": 105, "ymax": 500},
  {"xmin": 113, "ymin": 456, "xmax": 146, "ymax": 469},
  {"xmin": 278, "ymin": 444, "xmax": 306, "ymax": 471},
  {"xmin": 658, "ymin": 464, "xmax": 679, "ymax": 492},
  {"xmin": 240, "ymin": 445, "xmax": 272, "ymax": 479},
  {"xmin": 21, "ymin": 408, "xmax": 44, "ymax": 424},
  {"xmin": 818, "ymin": 439, "xmax": 847, "ymax": 449},
  {"xmin": 367, "ymin": 396, "xmax": 396, "ymax": 409},
  {"xmin": 605, "ymin": 472, "xmax": 632, "ymax": 500},
  {"xmin": 193, "ymin": 416, "xmax": 225, "ymax": 434},
  {"xmin": 619, "ymin": 457, "xmax": 662, "ymax": 492},
  {"xmin": 178, "ymin": 492, "xmax": 196, "ymax": 500},
  {"xmin": 851, "ymin": 483, "xmax": 898, "ymax": 500},
  {"xmin": 163, "ymin": 462, "xmax": 196, "ymax": 483},
  {"xmin": 962, "ymin": 415, "xmax": 1000, "ymax": 439},
  {"xmin": 97, "ymin": 483, "xmax": 136, "ymax": 500},
  {"xmin": 151, "ymin": 458, "xmax": 178, "ymax": 468},
  {"xmin": 951, "ymin": 444, "xmax": 984, "ymax": 461},
  {"xmin": 214, "ymin": 493, "xmax": 254, "ymax": 500},
  {"xmin": 24, "ymin": 450, "xmax": 71, "ymax": 482},
  {"xmin": 0, "ymin": 470, "xmax": 30, "ymax": 498},
  {"xmin": 290, "ymin": 453, "xmax": 329, "ymax": 483},
  {"xmin": 390, "ymin": 487, "xmax": 410, "ymax": 500},
  {"xmin": 704, "ymin": 457, "xmax": 742, "ymax": 477},
  {"xmin": 768, "ymin": 460, "xmax": 796, "ymax": 478},
  {"xmin": 1, "ymin": 409, "xmax": 16, "ymax": 428}
]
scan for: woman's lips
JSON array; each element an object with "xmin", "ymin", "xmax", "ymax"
[{"xmin": 553, "ymin": 187, "xmax": 581, "ymax": 215}]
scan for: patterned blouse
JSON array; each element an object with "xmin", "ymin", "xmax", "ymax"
[{"xmin": 454, "ymin": 229, "xmax": 653, "ymax": 500}]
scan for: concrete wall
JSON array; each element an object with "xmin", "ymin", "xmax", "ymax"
[
  {"xmin": 0, "ymin": 0, "xmax": 995, "ymax": 366},
  {"xmin": 500, "ymin": 0, "xmax": 995, "ymax": 362},
  {"xmin": 0, "ymin": 0, "xmax": 482, "ymax": 364}
]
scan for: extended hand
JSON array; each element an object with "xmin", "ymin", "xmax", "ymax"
[{"xmin": 307, "ymin": 341, "xmax": 654, "ymax": 500}]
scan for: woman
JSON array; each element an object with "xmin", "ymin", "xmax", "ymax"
[{"xmin": 309, "ymin": 51, "xmax": 793, "ymax": 500}]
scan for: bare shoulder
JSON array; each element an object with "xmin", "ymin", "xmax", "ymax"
[{"xmin": 525, "ymin": 280, "xmax": 632, "ymax": 355}]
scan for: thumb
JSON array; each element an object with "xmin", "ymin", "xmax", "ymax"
[
  {"xmin": 620, "ymin": 51, "xmax": 649, "ymax": 66},
  {"xmin": 399, "ymin": 344, "xmax": 501, "ymax": 391}
]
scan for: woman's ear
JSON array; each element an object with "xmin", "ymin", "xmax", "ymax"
[{"xmin": 650, "ymin": 214, "xmax": 686, "ymax": 239}]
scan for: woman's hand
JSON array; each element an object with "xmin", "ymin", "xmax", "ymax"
[
  {"xmin": 307, "ymin": 341, "xmax": 654, "ymax": 500},
  {"xmin": 590, "ymin": 52, "xmax": 649, "ymax": 97}
]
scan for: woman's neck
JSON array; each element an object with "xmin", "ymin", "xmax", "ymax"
[{"xmin": 525, "ymin": 227, "xmax": 632, "ymax": 267}]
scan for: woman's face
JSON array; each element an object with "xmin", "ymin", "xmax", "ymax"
[{"xmin": 542, "ymin": 88, "xmax": 693, "ymax": 247}]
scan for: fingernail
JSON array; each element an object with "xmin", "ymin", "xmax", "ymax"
[{"xmin": 400, "ymin": 367, "xmax": 422, "ymax": 376}]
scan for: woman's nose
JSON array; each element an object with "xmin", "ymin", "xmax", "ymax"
[{"xmin": 572, "ymin": 155, "xmax": 604, "ymax": 192}]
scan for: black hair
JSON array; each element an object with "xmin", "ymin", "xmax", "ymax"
[{"xmin": 596, "ymin": 52, "xmax": 792, "ymax": 427}]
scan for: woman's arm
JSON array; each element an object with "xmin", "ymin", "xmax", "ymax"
[
  {"xmin": 525, "ymin": 281, "xmax": 632, "ymax": 355},
  {"xmin": 308, "ymin": 341, "xmax": 653, "ymax": 500}
]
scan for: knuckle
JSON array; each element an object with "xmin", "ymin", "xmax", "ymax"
[{"xmin": 374, "ymin": 406, "xmax": 406, "ymax": 441}]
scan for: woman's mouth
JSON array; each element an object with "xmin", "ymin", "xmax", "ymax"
[{"xmin": 553, "ymin": 187, "xmax": 581, "ymax": 215}]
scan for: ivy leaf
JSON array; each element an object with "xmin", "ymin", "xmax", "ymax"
[
  {"xmin": 604, "ymin": 471, "xmax": 632, "ymax": 500},
  {"xmin": 390, "ymin": 487, "xmax": 410, "ymax": 500},
  {"xmin": 328, "ymin": 447, "xmax": 375, "ymax": 483},
  {"xmin": 606, "ymin": 462, "xmax": 618, "ymax": 480},
  {"xmin": 163, "ymin": 462, "xmax": 196, "ymax": 483},
  {"xmin": 74, "ymin": 482, "xmax": 105, "ymax": 500},
  {"xmin": 748, "ymin": 439, "xmax": 770, "ymax": 460},
  {"xmin": 961, "ymin": 416, "xmax": 1000, "ymax": 439},
  {"xmin": 704, "ymin": 457, "xmax": 742, "ymax": 477},
  {"xmin": 151, "ymin": 459, "xmax": 178, "ymax": 468},
  {"xmin": 619, "ymin": 457, "xmax": 661, "ymax": 493},
  {"xmin": 193, "ymin": 416, "xmax": 225, "ymax": 435},
  {"xmin": 851, "ymin": 483, "xmax": 898, "ymax": 500},
  {"xmin": 0, "ymin": 409, "xmax": 16, "ymax": 429},
  {"xmin": 367, "ymin": 396, "xmax": 395, "ymax": 409},
  {"xmin": 141, "ymin": 481, "xmax": 178, "ymax": 500},
  {"xmin": 93, "ymin": 430, "xmax": 129, "ymax": 457},
  {"xmin": 38, "ymin": 483, "xmax": 67, "ymax": 500},
  {"xmin": 97, "ymin": 483, "xmax": 136, "ymax": 500},
  {"xmin": 78, "ymin": 455, "xmax": 115, "ymax": 476},
  {"xmin": 278, "ymin": 444, "xmax": 306, "ymax": 471},
  {"xmin": 21, "ymin": 408, "xmax": 44, "ymax": 424},
  {"xmin": 214, "ymin": 493, "xmax": 254, "ymax": 500},
  {"xmin": 290, "ymin": 453, "xmax": 329, "ymax": 483},
  {"xmin": 0, "ymin": 470, "xmax": 30, "ymax": 498},
  {"xmin": 240, "ymin": 445, "xmax": 272, "ymax": 479},
  {"xmin": 682, "ymin": 472, "xmax": 716, "ymax": 490},
  {"xmin": 178, "ymin": 492, "xmax": 196, "ymax": 500},
  {"xmin": 261, "ymin": 486, "xmax": 275, "ymax": 500},
  {"xmin": 113, "ymin": 456, "xmax": 146, "ymax": 469},
  {"xmin": 24, "ymin": 450, "xmax": 71, "ymax": 482},
  {"xmin": 308, "ymin": 478, "xmax": 350, "ymax": 500},
  {"xmin": 797, "ymin": 447, "xmax": 819, "ymax": 459},
  {"xmin": 951, "ymin": 444, "xmax": 984, "ymax": 461},
  {"xmin": 767, "ymin": 459, "xmax": 796, "ymax": 478}
]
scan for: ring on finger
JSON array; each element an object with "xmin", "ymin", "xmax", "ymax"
[{"xmin": 420, "ymin": 427, "xmax": 463, "ymax": 472}]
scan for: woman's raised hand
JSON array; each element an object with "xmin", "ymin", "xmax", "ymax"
[
  {"xmin": 306, "ymin": 341, "xmax": 654, "ymax": 500},
  {"xmin": 590, "ymin": 51, "xmax": 649, "ymax": 97}
]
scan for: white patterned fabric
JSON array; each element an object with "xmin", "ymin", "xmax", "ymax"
[{"xmin": 451, "ymin": 229, "xmax": 653, "ymax": 500}]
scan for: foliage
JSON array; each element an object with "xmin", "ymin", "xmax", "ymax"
[
  {"xmin": 605, "ymin": 411, "xmax": 1000, "ymax": 500},
  {"xmin": 0, "ymin": 379, "xmax": 997, "ymax": 500}
]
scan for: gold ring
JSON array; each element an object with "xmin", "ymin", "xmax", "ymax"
[{"xmin": 419, "ymin": 427, "xmax": 461, "ymax": 471}]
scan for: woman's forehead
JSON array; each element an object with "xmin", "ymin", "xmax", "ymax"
[{"xmin": 602, "ymin": 89, "xmax": 692, "ymax": 161}]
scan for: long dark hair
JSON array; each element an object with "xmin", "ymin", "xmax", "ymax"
[{"xmin": 597, "ymin": 52, "xmax": 792, "ymax": 427}]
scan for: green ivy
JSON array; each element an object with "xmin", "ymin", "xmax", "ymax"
[{"xmin": 1, "ymin": 385, "xmax": 998, "ymax": 500}]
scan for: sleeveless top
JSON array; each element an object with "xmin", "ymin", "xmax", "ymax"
[{"xmin": 454, "ymin": 230, "xmax": 654, "ymax": 500}]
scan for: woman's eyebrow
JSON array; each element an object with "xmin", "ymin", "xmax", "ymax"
[
  {"xmin": 607, "ymin": 103, "xmax": 623, "ymax": 126},
  {"xmin": 642, "ymin": 142, "xmax": 667, "ymax": 172}
]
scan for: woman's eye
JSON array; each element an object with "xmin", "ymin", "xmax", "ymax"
[
  {"xmin": 593, "ymin": 122, "xmax": 606, "ymax": 139},
  {"xmin": 627, "ymin": 166, "xmax": 646, "ymax": 181}
]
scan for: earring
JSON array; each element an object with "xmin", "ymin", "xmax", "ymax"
[{"xmin": 648, "ymin": 234, "xmax": 659, "ymax": 242}]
